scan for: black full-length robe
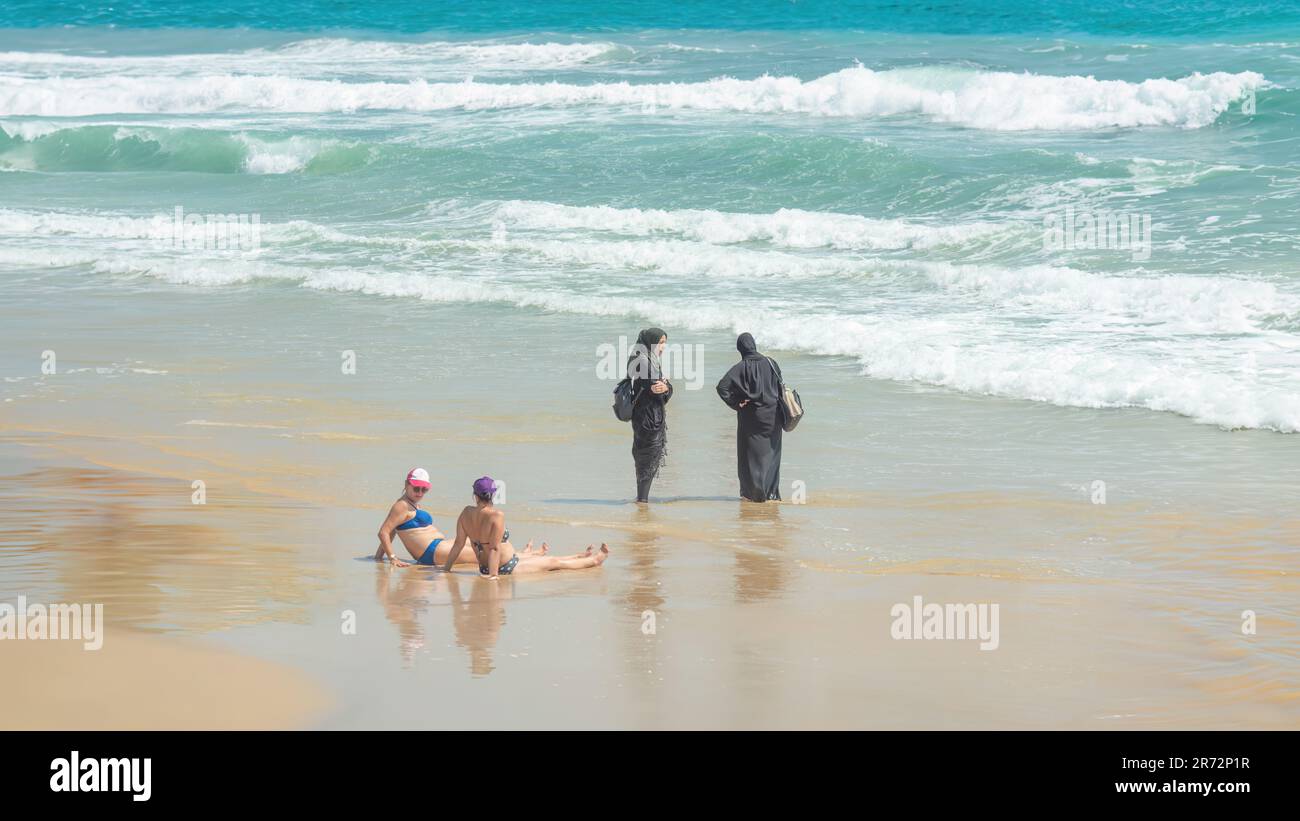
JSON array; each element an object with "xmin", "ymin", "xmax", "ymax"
[
  {"xmin": 629, "ymin": 351, "xmax": 672, "ymax": 501},
  {"xmin": 716, "ymin": 342, "xmax": 783, "ymax": 502}
]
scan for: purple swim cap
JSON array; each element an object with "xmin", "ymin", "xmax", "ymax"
[{"xmin": 472, "ymin": 476, "xmax": 497, "ymax": 498}]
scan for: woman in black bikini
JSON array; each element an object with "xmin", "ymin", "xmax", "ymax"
[{"xmin": 441, "ymin": 476, "xmax": 610, "ymax": 579}]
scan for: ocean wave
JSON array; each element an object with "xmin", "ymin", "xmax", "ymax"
[
  {"xmin": 0, "ymin": 208, "xmax": 873, "ymax": 279},
  {"xmin": 270, "ymin": 37, "xmax": 627, "ymax": 67},
  {"xmin": 232, "ymin": 133, "xmax": 371, "ymax": 174},
  {"xmin": 994, "ymin": 155, "xmax": 1243, "ymax": 210},
  {"xmin": 0, "ymin": 124, "xmax": 371, "ymax": 173},
  {"xmin": 478, "ymin": 235, "xmax": 867, "ymax": 278},
  {"xmin": 0, "ymin": 66, "xmax": 1266, "ymax": 130},
  {"xmin": 0, "ymin": 202, "xmax": 1007, "ymax": 258},
  {"xmin": 5, "ymin": 207, "xmax": 1295, "ymax": 335},
  {"xmin": 0, "ymin": 38, "xmax": 628, "ymax": 77},
  {"xmin": 301, "ymin": 269, "xmax": 1300, "ymax": 432},
  {"xmin": 911, "ymin": 260, "xmax": 1300, "ymax": 333},
  {"xmin": 488, "ymin": 200, "xmax": 1007, "ymax": 250},
  {"xmin": 4, "ymin": 239, "xmax": 1296, "ymax": 431},
  {"xmin": 0, "ymin": 209, "xmax": 181, "ymax": 239}
]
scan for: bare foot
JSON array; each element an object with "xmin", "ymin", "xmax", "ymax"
[
  {"xmin": 539, "ymin": 541, "xmax": 550, "ymax": 555},
  {"xmin": 522, "ymin": 540, "xmax": 536, "ymax": 554},
  {"xmin": 582, "ymin": 544, "xmax": 594, "ymax": 557},
  {"xmin": 592, "ymin": 544, "xmax": 610, "ymax": 566}
]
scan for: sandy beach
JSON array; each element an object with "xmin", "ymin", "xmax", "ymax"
[{"xmin": 2, "ymin": 281, "xmax": 1296, "ymax": 729}]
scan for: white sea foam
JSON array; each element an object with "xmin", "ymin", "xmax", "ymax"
[
  {"xmin": 0, "ymin": 39, "xmax": 626, "ymax": 77},
  {"xmin": 271, "ymin": 38, "xmax": 624, "ymax": 67},
  {"xmin": 1022, "ymin": 43, "xmax": 1075, "ymax": 54},
  {"xmin": 0, "ymin": 209, "xmax": 179, "ymax": 239},
  {"xmin": 0, "ymin": 125, "xmax": 363, "ymax": 173},
  {"xmin": 489, "ymin": 200, "xmax": 1007, "ymax": 250},
  {"xmin": 908, "ymin": 260, "xmax": 1300, "ymax": 333},
  {"xmin": 999, "ymin": 156, "xmax": 1241, "ymax": 210},
  {"xmin": 482, "ymin": 236, "xmax": 867, "ymax": 278},
  {"xmin": 0, "ymin": 120, "xmax": 65, "ymax": 139},
  {"xmin": 5, "ymin": 207, "xmax": 1295, "ymax": 335},
  {"xmin": 32, "ymin": 254, "xmax": 1300, "ymax": 431},
  {"xmin": 0, "ymin": 66, "xmax": 1266, "ymax": 130},
  {"xmin": 663, "ymin": 43, "xmax": 726, "ymax": 53},
  {"xmin": 0, "ymin": 244, "xmax": 282, "ymax": 285},
  {"xmin": 295, "ymin": 268, "xmax": 1300, "ymax": 433},
  {"xmin": 233, "ymin": 133, "xmax": 342, "ymax": 174},
  {"xmin": 5, "ymin": 207, "xmax": 1297, "ymax": 431}
]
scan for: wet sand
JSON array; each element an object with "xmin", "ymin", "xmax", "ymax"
[
  {"xmin": 0, "ymin": 441, "xmax": 1294, "ymax": 729},
  {"xmin": 1, "ymin": 280, "xmax": 1297, "ymax": 729}
]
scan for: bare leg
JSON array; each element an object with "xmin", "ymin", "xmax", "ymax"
[
  {"xmin": 511, "ymin": 544, "xmax": 609, "ymax": 574},
  {"xmin": 537, "ymin": 543, "xmax": 594, "ymax": 560}
]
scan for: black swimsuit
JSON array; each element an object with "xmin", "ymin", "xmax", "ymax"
[{"xmin": 473, "ymin": 529, "xmax": 517, "ymax": 575}]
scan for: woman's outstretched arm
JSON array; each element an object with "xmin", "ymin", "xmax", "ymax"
[
  {"xmin": 375, "ymin": 504, "xmax": 409, "ymax": 567},
  {"xmin": 441, "ymin": 511, "xmax": 471, "ymax": 572}
]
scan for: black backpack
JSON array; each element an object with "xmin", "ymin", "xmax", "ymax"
[{"xmin": 612, "ymin": 377, "xmax": 637, "ymax": 421}]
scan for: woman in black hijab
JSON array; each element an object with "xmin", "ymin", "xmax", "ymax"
[
  {"xmin": 629, "ymin": 327, "xmax": 672, "ymax": 503},
  {"xmin": 716, "ymin": 332, "xmax": 783, "ymax": 502}
]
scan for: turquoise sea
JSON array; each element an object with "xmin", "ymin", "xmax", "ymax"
[{"xmin": 3, "ymin": 3, "xmax": 1299, "ymax": 430}]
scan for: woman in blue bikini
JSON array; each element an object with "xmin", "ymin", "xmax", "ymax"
[
  {"xmin": 376, "ymin": 470, "xmax": 608, "ymax": 575},
  {"xmin": 374, "ymin": 468, "xmax": 514, "ymax": 568}
]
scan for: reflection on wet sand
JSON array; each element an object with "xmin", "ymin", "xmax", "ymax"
[
  {"xmin": 0, "ymin": 465, "xmax": 327, "ymax": 632},
  {"xmin": 371, "ymin": 563, "xmax": 514, "ymax": 676},
  {"xmin": 733, "ymin": 502, "xmax": 790, "ymax": 603},
  {"xmin": 618, "ymin": 506, "xmax": 666, "ymax": 719},
  {"xmin": 446, "ymin": 571, "xmax": 513, "ymax": 677},
  {"xmin": 373, "ymin": 564, "xmax": 438, "ymax": 666},
  {"xmin": 625, "ymin": 506, "xmax": 666, "ymax": 617}
]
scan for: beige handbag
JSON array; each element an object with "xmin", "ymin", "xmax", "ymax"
[{"xmin": 767, "ymin": 357, "xmax": 803, "ymax": 432}]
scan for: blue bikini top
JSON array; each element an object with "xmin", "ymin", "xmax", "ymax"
[{"xmin": 396, "ymin": 508, "xmax": 433, "ymax": 531}]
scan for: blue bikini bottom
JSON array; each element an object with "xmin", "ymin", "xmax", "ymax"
[{"xmin": 417, "ymin": 538, "xmax": 443, "ymax": 565}]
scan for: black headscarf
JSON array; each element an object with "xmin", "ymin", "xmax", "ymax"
[
  {"xmin": 630, "ymin": 327, "xmax": 667, "ymax": 380},
  {"xmin": 736, "ymin": 332, "xmax": 760, "ymax": 358}
]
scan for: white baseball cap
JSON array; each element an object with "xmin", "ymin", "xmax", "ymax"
[{"xmin": 406, "ymin": 468, "xmax": 431, "ymax": 488}]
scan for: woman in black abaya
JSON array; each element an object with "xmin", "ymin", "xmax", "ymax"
[
  {"xmin": 716, "ymin": 333, "xmax": 783, "ymax": 502},
  {"xmin": 628, "ymin": 327, "xmax": 672, "ymax": 503}
]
